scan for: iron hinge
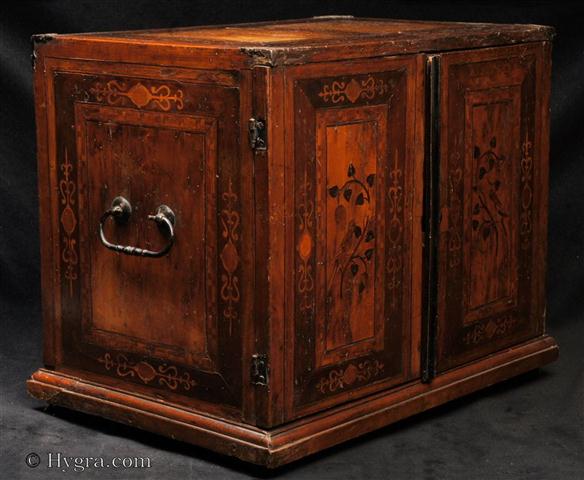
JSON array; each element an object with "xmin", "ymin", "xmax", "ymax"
[
  {"xmin": 248, "ymin": 117, "xmax": 267, "ymax": 151},
  {"xmin": 250, "ymin": 353, "xmax": 269, "ymax": 386}
]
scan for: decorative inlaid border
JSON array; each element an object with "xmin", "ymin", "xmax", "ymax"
[
  {"xmin": 90, "ymin": 80, "xmax": 184, "ymax": 111},
  {"xmin": 97, "ymin": 353, "xmax": 197, "ymax": 391},
  {"xmin": 220, "ymin": 178, "xmax": 241, "ymax": 336},
  {"xmin": 318, "ymin": 76, "xmax": 389, "ymax": 104},
  {"xmin": 316, "ymin": 360, "xmax": 384, "ymax": 394},
  {"xmin": 297, "ymin": 171, "xmax": 315, "ymax": 312},
  {"xmin": 462, "ymin": 315, "xmax": 518, "ymax": 345},
  {"xmin": 386, "ymin": 151, "xmax": 403, "ymax": 307},
  {"xmin": 447, "ymin": 163, "xmax": 463, "ymax": 269},
  {"xmin": 520, "ymin": 132, "xmax": 533, "ymax": 250},
  {"xmin": 59, "ymin": 149, "xmax": 78, "ymax": 296}
]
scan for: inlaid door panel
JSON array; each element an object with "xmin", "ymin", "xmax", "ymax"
[
  {"xmin": 285, "ymin": 56, "xmax": 423, "ymax": 418},
  {"xmin": 435, "ymin": 44, "xmax": 546, "ymax": 372},
  {"xmin": 50, "ymin": 68, "xmax": 249, "ymax": 413}
]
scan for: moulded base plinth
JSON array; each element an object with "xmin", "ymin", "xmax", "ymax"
[{"xmin": 27, "ymin": 335, "xmax": 558, "ymax": 468}]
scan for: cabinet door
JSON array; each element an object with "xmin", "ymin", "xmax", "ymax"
[
  {"xmin": 285, "ymin": 57, "xmax": 423, "ymax": 418},
  {"xmin": 46, "ymin": 64, "xmax": 251, "ymax": 418},
  {"xmin": 435, "ymin": 44, "xmax": 549, "ymax": 372}
]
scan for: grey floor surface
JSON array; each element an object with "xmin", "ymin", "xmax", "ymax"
[{"xmin": 1, "ymin": 300, "xmax": 582, "ymax": 479}]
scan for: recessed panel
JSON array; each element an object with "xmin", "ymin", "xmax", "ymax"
[
  {"xmin": 464, "ymin": 89, "xmax": 520, "ymax": 323},
  {"xmin": 76, "ymin": 105, "xmax": 217, "ymax": 368},
  {"xmin": 315, "ymin": 107, "xmax": 387, "ymax": 367}
]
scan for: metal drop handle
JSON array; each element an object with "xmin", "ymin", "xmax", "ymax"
[{"xmin": 99, "ymin": 196, "xmax": 175, "ymax": 258}]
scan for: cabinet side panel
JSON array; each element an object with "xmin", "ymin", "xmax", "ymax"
[{"xmin": 40, "ymin": 58, "xmax": 251, "ymax": 421}]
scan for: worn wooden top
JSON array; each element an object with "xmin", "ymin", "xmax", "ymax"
[{"xmin": 35, "ymin": 16, "xmax": 554, "ymax": 68}]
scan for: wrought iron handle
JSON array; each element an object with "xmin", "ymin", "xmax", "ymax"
[{"xmin": 99, "ymin": 196, "xmax": 176, "ymax": 258}]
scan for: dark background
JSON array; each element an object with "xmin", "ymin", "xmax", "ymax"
[{"xmin": 1, "ymin": 1, "xmax": 582, "ymax": 478}]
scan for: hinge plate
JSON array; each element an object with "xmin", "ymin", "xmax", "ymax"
[
  {"xmin": 248, "ymin": 117, "xmax": 267, "ymax": 151},
  {"xmin": 250, "ymin": 353, "xmax": 269, "ymax": 386}
]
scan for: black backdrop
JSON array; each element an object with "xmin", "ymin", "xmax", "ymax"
[{"xmin": 1, "ymin": 2, "xmax": 583, "ymax": 479}]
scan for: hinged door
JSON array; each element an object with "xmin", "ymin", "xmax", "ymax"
[
  {"xmin": 284, "ymin": 57, "xmax": 424, "ymax": 419},
  {"xmin": 434, "ymin": 44, "xmax": 550, "ymax": 372},
  {"xmin": 44, "ymin": 62, "xmax": 253, "ymax": 419}
]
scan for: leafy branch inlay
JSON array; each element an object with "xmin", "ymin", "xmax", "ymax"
[
  {"xmin": 328, "ymin": 163, "xmax": 376, "ymax": 299},
  {"xmin": 471, "ymin": 136, "xmax": 510, "ymax": 257}
]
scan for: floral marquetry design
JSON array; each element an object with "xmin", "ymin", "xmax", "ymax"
[
  {"xmin": 90, "ymin": 80, "xmax": 184, "ymax": 111},
  {"xmin": 465, "ymin": 127, "xmax": 516, "ymax": 317},
  {"xmin": 471, "ymin": 136, "xmax": 510, "ymax": 258},
  {"xmin": 327, "ymin": 162, "xmax": 376, "ymax": 300},
  {"xmin": 98, "ymin": 353, "xmax": 197, "ymax": 391},
  {"xmin": 325, "ymin": 160, "xmax": 377, "ymax": 349}
]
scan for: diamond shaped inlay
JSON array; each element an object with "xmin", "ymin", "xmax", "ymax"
[{"xmin": 318, "ymin": 75, "xmax": 390, "ymax": 104}]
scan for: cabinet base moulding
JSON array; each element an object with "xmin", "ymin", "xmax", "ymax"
[{"xmin": 27, "ymin": 335, "xmax": 558, "ymax": 468}]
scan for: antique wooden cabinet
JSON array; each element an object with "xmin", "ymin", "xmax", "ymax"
[{"xmin": 28, "ymin": 16, "xmax": 558, "ymax": 467}]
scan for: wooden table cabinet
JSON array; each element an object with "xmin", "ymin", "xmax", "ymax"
[{"xmin": 27, "ymin": 16, "xmax": 558, "ymax": 467}]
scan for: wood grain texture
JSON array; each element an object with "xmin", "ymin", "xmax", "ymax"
[{"xmin": 39, "ymin": 17, "xmax": 554, "ymax": 67}]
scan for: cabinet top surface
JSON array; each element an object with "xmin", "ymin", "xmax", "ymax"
[{"xmin": 36, "ymin": 16, "xmax": 553, "ymax": 67}]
